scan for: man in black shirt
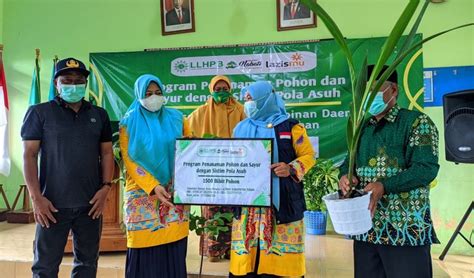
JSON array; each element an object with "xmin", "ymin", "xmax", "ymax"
[{"xmin": 21, "ymin": 57, "xmax": 114, "ymax": 277}]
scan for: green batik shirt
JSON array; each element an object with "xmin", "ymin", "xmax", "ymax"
[{"xmin": 340, "ymin": 105, "xmax": 440, "ymax": 246}]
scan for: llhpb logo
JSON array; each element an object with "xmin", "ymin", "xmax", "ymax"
[{"xmin": 173, "ymin": 60, "xmax": 189, "ymax": 73}]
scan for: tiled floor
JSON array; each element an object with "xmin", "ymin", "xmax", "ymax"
[{"xmin": 0, "ymin": 222, "xmax": 472, "ymax": 277}]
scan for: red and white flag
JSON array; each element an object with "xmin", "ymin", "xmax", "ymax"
[
  {"xmin": 279, "ymin": 131, "xmax": 291, "ymax": 140},
  {"xmin": 0, "ymin": 48, "xmax": 10, "ymax": 176}
]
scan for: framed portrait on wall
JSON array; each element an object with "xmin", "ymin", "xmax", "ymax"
[
  {"xmin": 161, "ymin": 0, "xmax": 195, "ymax": 36},
  {"xmin": 277, "ymin": 0, "xmax": 317, "ymax": 31}
]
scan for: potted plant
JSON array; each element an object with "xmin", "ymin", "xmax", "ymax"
[
  {"xmin": 189, "ymin": 211, "xmax": 233, "ymax": 278},
  {"xmin": 301, "ymin": 0, "xmax": 473, "ymax": 235},
  {"xmin": 303, "ymin": 158, "xmax": 338, "ymax": 235},
  {"xmin": 112, "ymin": 131, "xmax": 126, "ymax": 185}
]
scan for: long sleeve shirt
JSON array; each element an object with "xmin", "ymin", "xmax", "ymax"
[{"xmin": 339, "ymin": 105, "xmax": 440, "ymax": 246}]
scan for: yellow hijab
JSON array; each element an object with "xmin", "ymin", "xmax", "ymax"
[{"xmin": 188, "ymin": 75, "xmax": 245, "ymax": 138}]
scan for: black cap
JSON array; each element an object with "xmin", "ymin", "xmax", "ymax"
[
  {"xmin": 367, "ymin": 64, "xmax": 398, "ymax": 84},
  {"xmin": 54, "ymin": 57, "xmax": 90, "ymax": 79}
]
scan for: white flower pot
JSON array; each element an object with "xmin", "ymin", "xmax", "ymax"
[{"xmin": 322, "ymin": 191, "xmax": 373, "ymax": 235}]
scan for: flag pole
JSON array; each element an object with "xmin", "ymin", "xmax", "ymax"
[
  {"xmin": 35, "ymin": 49, "xmax": 40, "ymax": 75},
  {"xmin": 48, "ymin": 55, "xmax": 59, "ymax": 100},
  {"xmin": 35, "ymin": 49, "xmax": 41, "ymax": 74},
  {"xmin": 29, "ymin": 49, "xmax": 41, "ymax": 105}
]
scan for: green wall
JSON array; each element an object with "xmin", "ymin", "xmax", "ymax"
[
  {"xmin": 0, "ymin": 0, "xmax": 4, "ymax": 43},
  {"xmin": 1, "ymin": 0, "xmax": 473, "ymax": 255},
  {"xmin": 0, "ymin": 0, "xmax": 3, "ymax": 43}
]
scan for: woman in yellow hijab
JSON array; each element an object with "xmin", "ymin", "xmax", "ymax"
[
  {"xmin": 187, "ymin": 75, "xmax": 245, "ymax": 262},
  {"xmin": 188, "ymin": 75, "xmax": 245, "ymax": 138}
]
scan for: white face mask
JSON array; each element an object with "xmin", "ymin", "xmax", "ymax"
[
  {"xmin": 139, "ymin": 95, "xmax": 164, "ymax": 112},
  {"xmin": 244, "ymin": 100, "xmax": 258, "ymax": 118}
]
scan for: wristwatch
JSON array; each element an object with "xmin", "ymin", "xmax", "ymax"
[
  {"xmin": 101, "ymin": 181, "xmax": 112, "ymax": 188},
  {"xmin": 289, "ymin": 166, "xmax": 297, "ymax": 177}
]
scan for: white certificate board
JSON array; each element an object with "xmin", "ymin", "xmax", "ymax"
[{"xmin": 174, "ymin": 139, "xmax": 272, "ymax": 207}]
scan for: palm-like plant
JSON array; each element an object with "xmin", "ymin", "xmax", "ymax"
[{"xmin": 301, "ymin": 0, "xmax": 473, "ymax": 196}]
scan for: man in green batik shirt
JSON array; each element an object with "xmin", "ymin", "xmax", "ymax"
[{"xmin": 339, "ymin": 65, "xmax": 440, "ymax": 278}]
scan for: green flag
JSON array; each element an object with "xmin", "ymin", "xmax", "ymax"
[
  {"xmin": 28, "ymin": 49, "xmax": 41, "ymax": 106},
  {"xmin": 48, "ymin": 56, "xmax": 58, "ymax": 101}
]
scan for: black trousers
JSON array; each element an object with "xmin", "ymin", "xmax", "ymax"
[
  {"xmin": 32, "ymin": 206, "xmax": 102, "ymax": 278},
  {"xmin": 125, "ymin": 237, "xmax": 188, "ymax": 278},
  {"xmin": 353, "ymin": 240, "xmax": 433, "ymax": 278}
]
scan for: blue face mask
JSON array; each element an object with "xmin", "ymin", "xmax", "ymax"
[
  {"xmin": 59, "ymin": 83, "xmax": 86, "ymax": 103},
  {"xmin": 244, "ymin": 100, "xmax": 258, "ymax": 118},
  {"xmin": 367, "ymin": 87, "xmax": 394, "ymax": 116}
]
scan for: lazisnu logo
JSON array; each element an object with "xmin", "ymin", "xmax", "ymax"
[{"xmin": 266, "ymin": 53, "xmax": 305, "ymax": 68}]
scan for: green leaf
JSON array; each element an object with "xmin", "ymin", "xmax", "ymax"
[
  {"xmin": 368, "ymin": 0, "xmax": 420, "ymax": 92},
  {"xmin": 198, "ymin": 218, "xmax": 206, "ymax": 225},
  {"xmin": 397, "ymin": 0, "xmax": 431, "ymax": 57},
  {"xmin": 196, "ymin": 228, "xmax": 204, "ymax": 235},
  {"xmin": 207, "ymin": 226, "xmax": 217, "ymax": 232},
  {"xmin": 360, "ymin": 0, "xmax": 421, "ymax": 123},
  {"xmin": 251, "ymin": 193, "xmax": 269, "ymax": 206},
  {"xmin": 374, "ymin": 23, "xmax": 474, "ymax": 93},
  {"xmin": 314, "ymin": 175, "xmax": 322, "ymax": 188},
  {"xmin": 262, "ymin": 140, "xmax": 272, "ymax": 153},
  {"xmin": 177, "ymin": 140, "xmax": 192, "ymax": 152},
  {"xmin": 174, "ymin": 194, "xmax": 182, "ymax": 204},
  {"xmin": 346, "ymin": 112, "xmax": 354, "ymax": 150},
  {"xmin": 202, "ymin": 133, "xmax": 219, "ymax": 139},
  {"xmin": 303, "ymin": 158, "xmax": 339, "ymax": 211},
  {"xmin": 354, "ymin": 57, "xmax": 368, "ymax": 117},
  {"xmin": 301, "ymin": 0, "xmax": 356, "ymax": 88},
  {"xmin": 222, "ymin": 212, "xmax": 233, "ymax": 221}
]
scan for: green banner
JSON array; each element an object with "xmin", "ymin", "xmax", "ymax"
[{"xmin": 89, "ymin": 35, "xmax": 424, "ymax": 163}]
